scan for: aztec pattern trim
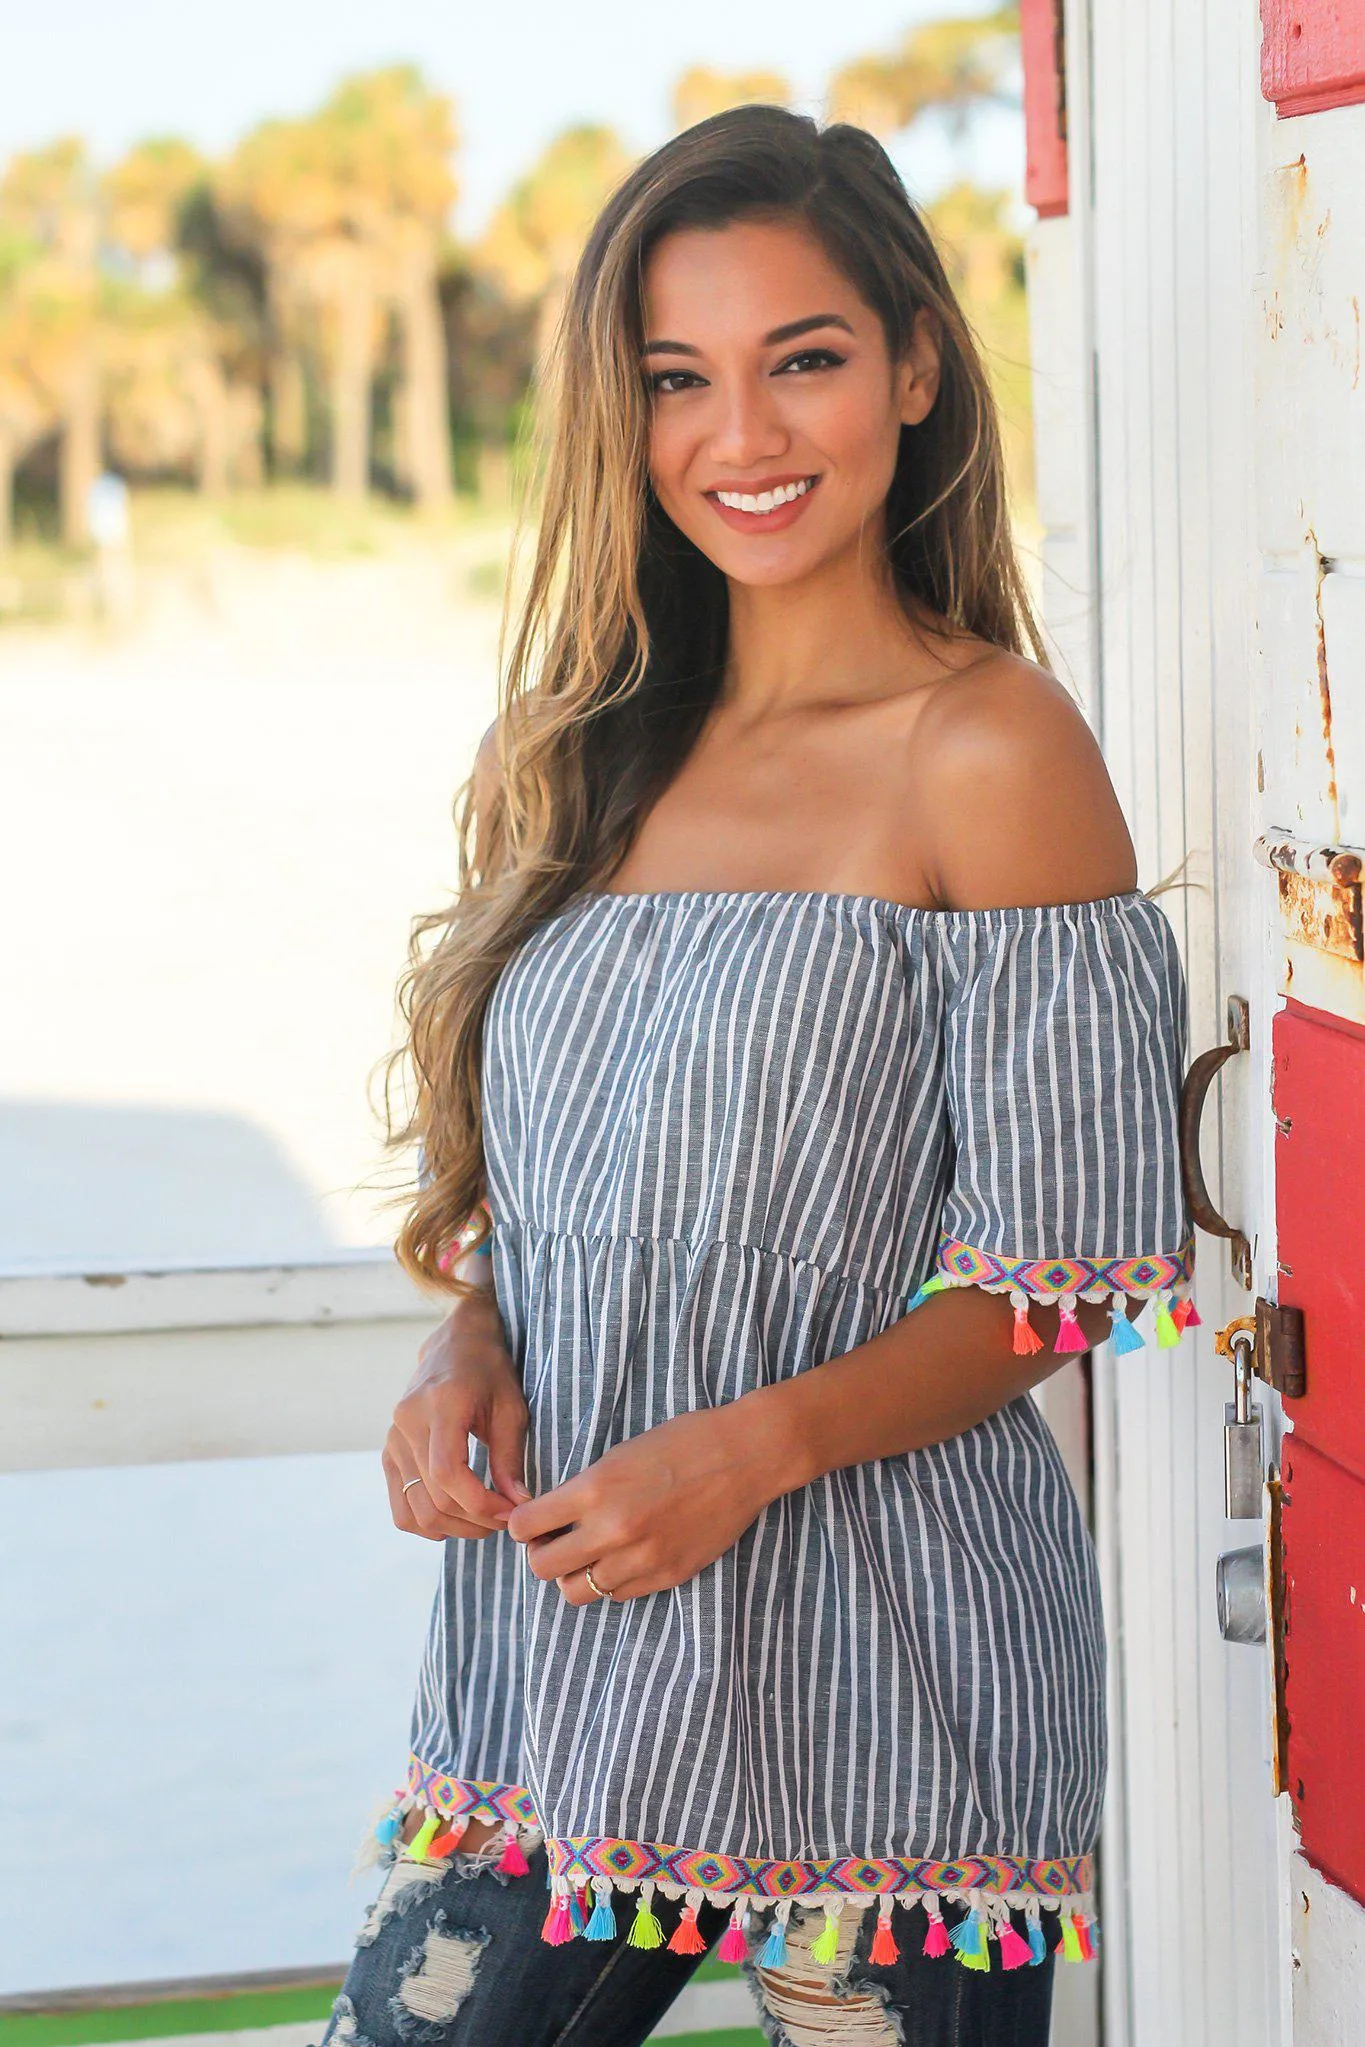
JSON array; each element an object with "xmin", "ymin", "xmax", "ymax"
[
  {"xmin": 398, "ymin": 1755, "xmax": 1092, "ymax": 1901},
  {"xmin": 546, "ymin": 1838, "xmax": 1094, "ymax": 1901},
  {"xmin": 405, "ymin": 1755, "xmax": 539, "ymax": 1826},
  {"xmin": 932, "ymin": 1231, "xmax": 1196, "ymax": 1303},
  {"xmin": 374, "ymin": 1761, "xmax": 1102, "ymax": 1968}
]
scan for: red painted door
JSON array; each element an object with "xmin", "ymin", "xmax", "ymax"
[{"xmin": 1274, "ymin": 998, "xmax": 1365, "ymax": 1900}]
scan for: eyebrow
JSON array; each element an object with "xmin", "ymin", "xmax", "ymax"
[{"xmin": 640, "ymin": 312, "xmax": 855, "ymax": 359}]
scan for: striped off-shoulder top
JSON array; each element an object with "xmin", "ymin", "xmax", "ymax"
[{"xmin": 374, "ymin": 886, "xmax": 1194, "ymax": 1973}]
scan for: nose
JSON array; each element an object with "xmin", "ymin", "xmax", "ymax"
[{"xmin": 706, "ymin": 374, "xmax": 790, "ymax": 471}]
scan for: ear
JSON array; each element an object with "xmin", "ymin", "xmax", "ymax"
[{"xmin": 896, "ymin": 306, "xmax": 942, "ymax": 427}]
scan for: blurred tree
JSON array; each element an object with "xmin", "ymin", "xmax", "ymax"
[
  {"xmin": 829, "ymin": 7, "xmax": 1019, "ymax": 136},
  {"xmin": 218, "ymin": 67, "xmax": 456, "ymax": 504},
  {"xmin": 476, "ymin": 124, "xmax": 631, "ymax": 371},
  {"xmin": 671, "ymin": 67, "xmax": 792, "ymax": 130},
  {"xmin": 0, "ymin": 140, "xmax": 100, "ymax": 544}
]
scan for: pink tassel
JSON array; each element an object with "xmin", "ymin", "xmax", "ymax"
[
  {"xmin": 496, "ymin": 1828, "xmax": 530, "ymax": 1876},
  {"xmin": 1182, "ymin": 1299, "xmax": 1202, "ymax": 1327},
  {"xmin": 1053, "ymin": 1296, "xmax": 1089, "ymax": 1353},
  {"xmin": 717, "ymin": 1905, "xmax": 749, "ymax": 1963},
  {"xmin": 428, "ymin": 1816, "xmax": 468, "ymax": 1860},
  {"xmin": 923, "ymin": 1909, "xmax": 951, "ymax": 1958},
  {"xmin": 869, "ymin": 1904, "xmax": 899, "ymax": 1965},
  {"xmin": 668, "ymin": 1903, "xmax": 708, "ymax": 1954},
  {"xmin": 541, "ymin": 1894, "xmax": 573, "ymax": 1946},
  {"xmin": 1012, "ymin": 1297, "xmax": 1045, "ymax": 1356},
  {"xmin": 999, "ymin": 1919, "xmax": 1033, "ymax": 1969},
  {"xmin": 1172, "ymin": 1295, "xmax": 1201, "ymax": 1331}
]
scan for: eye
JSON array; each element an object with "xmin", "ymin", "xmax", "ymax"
[
  {"xmin": 774, "ymin": 347, "xmax": 846, "ymax": 376},
  {"xmin": 647, "ymin": 369, "xmax": 705, "ymax": 396}
]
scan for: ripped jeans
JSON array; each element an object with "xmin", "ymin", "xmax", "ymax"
[{"xmin": 322, "ymin": 1837, "xmax": 1058, "ymax": 2047}]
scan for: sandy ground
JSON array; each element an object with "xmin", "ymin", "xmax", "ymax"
[
  {"xmin": 0, "ymin": 529, "xmax": 506, "ymax": 1271},
  {"xmin": 0, "ymin": 531, "xmax": 505, "ymax": 1992}
]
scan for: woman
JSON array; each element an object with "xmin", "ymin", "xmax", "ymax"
[{"xmin": 329, "ymin": 106, "xmax": 1194, "ymax": 2047}]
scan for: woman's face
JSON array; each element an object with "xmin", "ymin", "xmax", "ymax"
[{"xmin": 641, "ymin": 216, "xmax": 940, "ymax": 589}]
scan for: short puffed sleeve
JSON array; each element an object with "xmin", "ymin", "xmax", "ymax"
[{"xmin": 917, "ymin": 891, "xmax": 1197, "ymax": 1356}]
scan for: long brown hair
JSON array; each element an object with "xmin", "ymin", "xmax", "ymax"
[{"xmin": 383, "ymin": 103, "xmax": 1044, "ymax": 1294}]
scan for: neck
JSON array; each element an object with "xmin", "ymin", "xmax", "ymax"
[{"xmin": 720, "ymin": 529, "xmax": 929, "ymax": 720}]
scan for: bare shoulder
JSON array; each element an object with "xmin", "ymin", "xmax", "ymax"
[{"xmin": 908, "ymin": 649, "xmax": 1137, "ymax": 911}]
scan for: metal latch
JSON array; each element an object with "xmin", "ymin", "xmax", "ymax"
[
  {"xmin": 1179, "ymin": 996, "xmax": 1252, "ymax": 1288},
  {"xmin": 1213, "ymin": 1299, "xmax": 1307, "ymax": 1400}
]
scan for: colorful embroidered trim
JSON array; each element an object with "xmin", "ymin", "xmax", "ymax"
[
  {"xmin": 933, "ymin": 1234, "xmax": 1196, "ymax": 1302},
  {"xmin": 375, "ymin": 1764, "xmax": 1101, "ymax": 1968},
  {"xmin": 405, "ymin": 1756, "xmax": 538, "ymax": 1826},
  {"xmin": 912, "ymin": 1232, "xmax": 1199, "ymax": 1356},
  {"xmin": 546, "ymin": 1839, "xmax": 1093, "ymax": 1899}
]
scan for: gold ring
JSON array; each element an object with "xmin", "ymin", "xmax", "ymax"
[
  {"xmin": 402, "ymin": 1477, "xmax": 424, "ymax": 1496},
  {"xmin": 584, "ymin": 1566, "xmax": 608, "ymax": 1599}
]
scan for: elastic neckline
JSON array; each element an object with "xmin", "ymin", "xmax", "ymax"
[{"xmin": 571, "ymin": 885, "xmax": 1149, "ymax": 922}]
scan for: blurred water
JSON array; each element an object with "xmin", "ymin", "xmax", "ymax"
[
  {"xmin": 0, "ymin": 1454, "xmax": 438, "ymax": 1994},
  {"xmin": 0, "ymin": 538, "xmax": 502, "ymax": 1993}
]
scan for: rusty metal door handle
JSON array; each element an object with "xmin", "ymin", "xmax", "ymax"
[{"xmin": 1178, "ymin": 995, "xmax": 1252, "ymax": 1288}]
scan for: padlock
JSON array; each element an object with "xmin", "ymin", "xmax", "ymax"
[{"xmin": 1224, "ymin": 1332, "xmax": 1263, "ymax": 1520}]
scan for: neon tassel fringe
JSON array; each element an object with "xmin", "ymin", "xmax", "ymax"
[{"xmin": 717, "ymin": 1903, "xmax": 749, "ymax": 1964}]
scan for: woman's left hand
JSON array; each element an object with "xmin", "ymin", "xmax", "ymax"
[{"xmin": 504, "ymin": 1400, "xmax": 790, "ymax": 1604}]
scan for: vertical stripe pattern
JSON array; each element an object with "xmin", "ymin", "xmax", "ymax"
[{"xmin": 408, "ymin": 887, "xmax": 1190, "ymax": 1878}]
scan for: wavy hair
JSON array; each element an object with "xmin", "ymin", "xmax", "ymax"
[{"xmin": 383, "ymin": 103, "xmax": 1044, "ymax": 1293}]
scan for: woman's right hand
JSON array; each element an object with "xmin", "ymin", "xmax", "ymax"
[{"xmin": 382, "ymin": 1286, "xmax": 532, "ymax": 1542}]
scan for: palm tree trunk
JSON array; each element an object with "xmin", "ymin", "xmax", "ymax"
[
  {"xmin": 400, "ymin": 248, "xmax": 453, "ymax": 509},
  {"xmin": 194, "ymin": 356, "xmax": 230, "ymax": 496},
  {"xmin": 266, "ymin": 260, "xmax": 307, "ymax": 477},
  {"xmin": 60, "ymin": 358, "xmax": 99, "ymax": 547},
  {"xmin": 0, "ymin": 419, "xmax": 14, "ymax": 554},
  {"xmin": 330, "ymin": 260, "xmax": 373, "ymax": 499}
]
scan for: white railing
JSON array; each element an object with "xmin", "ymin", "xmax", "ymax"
[{"xmin": 0, "ymin": 1255, "xmax": 441, "ymax": 1472}]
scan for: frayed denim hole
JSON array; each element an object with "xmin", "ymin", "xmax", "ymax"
[
  {"xmin": 388, "ymin": 1910, "xmax": 492, "ymax": 2040},
  {"xmin": 320, "ymin": 1994, "xmax": 379, "ymax": 2047}
]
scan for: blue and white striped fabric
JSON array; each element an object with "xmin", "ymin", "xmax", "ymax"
[{"xmin": 404, "ymin": 887, "xmax": 1191, "ymax": 1926}]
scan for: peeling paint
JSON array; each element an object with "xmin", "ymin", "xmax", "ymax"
[{"xmin": 1311, "ymin": 545, "xmax": 1341, "ymax": 840}]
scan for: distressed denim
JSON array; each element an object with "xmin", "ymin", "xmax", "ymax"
[{"xmin": 321, "ymin": 1841, "xmax": 1059, "ymax": 2047}]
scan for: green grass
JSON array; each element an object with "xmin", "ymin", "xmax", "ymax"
[
  {"xmin": 0, "ymin": 1953, "xmax": 755, "ymax": 2047},
  {"xmin": 0, "ymin": 1986, "xmax": 339, "ymax": 2047}
]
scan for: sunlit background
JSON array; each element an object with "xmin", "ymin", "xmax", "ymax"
[{"xmin": 0, "ymin": 0, "xmax": 1031, "ymax": 2000}]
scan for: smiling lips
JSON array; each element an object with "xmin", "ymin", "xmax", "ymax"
[{"xmin": 704, "ymin": 473, "xmax": 820, "ymax": 532}]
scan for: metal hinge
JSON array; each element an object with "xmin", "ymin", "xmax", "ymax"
[{"xmin": 1214, "ymin": 1299, "xmax": 1307, "ymax": 1400}]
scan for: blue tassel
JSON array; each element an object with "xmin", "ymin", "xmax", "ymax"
[
  {"xmin": 759, "ymin": 1916, "xmax": 789, "ymax": 1968},
  {"xmin": 584, "ymin": 1890, "xmax": 617, "ymax": 1940},
  {"xmin": 374, "ymin": 1806, "xmax": 403, "ymax": 1844},
  {"xmin": 568, "ymin": 1887, "xmax": 587, "ymax": 1937},
  {"xmin": 1026, "ymin": 1915, "xmax": 1048, "ymax": 1965},
  {"xmin": 1110, "ymin": 1310, "xmax": 1146, "ymax": 1354},
  {"xmin": 949, "ymin": 1908, "xmax": 986, "ymax": 1959}
]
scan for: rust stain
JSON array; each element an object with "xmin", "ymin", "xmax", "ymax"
[
  {"xmin": 1309, "ymin": 532, "xmax": 1341, "ymax": 840},
  {"xmin": 1257, "ymin": 750, "xmax": 1265, "ymax": 793},
  {"xmin": 81, "ymin": 1272, "xmax": 128, "ymax": 1289},
  {"xmin": 1277, "ymin": 870, "xmax": 1363, "ymax": 961}
]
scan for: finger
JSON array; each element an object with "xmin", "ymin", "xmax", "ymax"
[
  {"xmin": 425, "ymin": 1422, "xmax": 515, "ymax": 1528},
  {"xmin": 556, "ymin": 1544, "xmax": 656, "ymax": 1605},
  {"xmin": 384, "ymin": 1443, "xmax": 496, "ymax": 1543},
  {"xmin": 524, "ymin": 1524, "xmax": 602, "ymax": 1582},
  {"xmin": 484, "ymin": 1393, "xmax": 533, "ymax": 1506},
  {"xmin": 506, "ymin": 1472, "xmax": 591, "ymax": 1542}
]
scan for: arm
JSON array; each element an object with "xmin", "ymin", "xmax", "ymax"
[
  {"xmin": 508, "ymin": 660, "xmax": 1145, "ymax": 1601},
  {"xmin": 383, "ymin": 717, "xmax": 532, "ymax": 1540}
]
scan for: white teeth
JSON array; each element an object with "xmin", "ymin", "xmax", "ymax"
[{"xmin": 714, "ymin": 477, "xmax": 813, "ymax": 513}]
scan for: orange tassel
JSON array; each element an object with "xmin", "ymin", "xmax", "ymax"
[
  {"xmin": 428, "ymin": 1816, "xmax": 468, "ymax": 1860},
  {"xmin": 869, "ymin": 1903, "xmax": 899, "ymax": 1964},
  {"xmin": 1012, "ymin": 1296, "xmax": 1045, "ymax": 1355},
  {"xmin": 668, "ymin": 1903, "xmax": 708, "ymax": 1954}
]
